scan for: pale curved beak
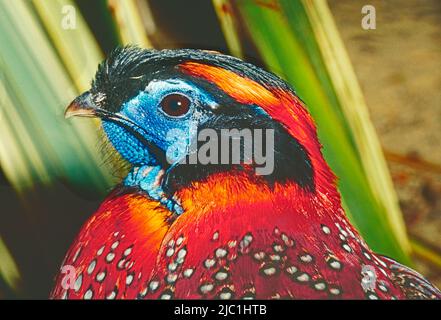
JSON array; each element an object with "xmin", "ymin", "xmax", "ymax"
[{"xmin": 64, "ymin": 91, "xmax": 98, "ymax": 119}]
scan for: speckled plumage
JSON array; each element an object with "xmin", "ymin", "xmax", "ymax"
[{"xmin": 51, "ymin": 47, "xmax": 441, "ymax": 300}]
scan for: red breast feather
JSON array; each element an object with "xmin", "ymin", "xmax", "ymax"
[
  {"xmin": 142, "ymin": 172, "xmax": 411, "ymax": 299},
  {"xmin": 51, "ymin": 192, "xmax": 172, "ymax": 299}
]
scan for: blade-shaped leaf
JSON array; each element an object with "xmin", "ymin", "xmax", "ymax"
[
  {"xmin": 107, "ymin": 0, "xmax": 153, "ymax": 47},
  {"xmin": 216, "ymin": 0, "xmax": 411, "ymax": 264},
  {"xmin": 0, "ymin": 0, "xmax": 113, "ymax": 194},
  {"xmin": 0, "ymin": 236, "xmax": 20, "ymax": 293}
]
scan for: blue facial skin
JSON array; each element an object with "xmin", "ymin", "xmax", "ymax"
[{"xmin": 102, "ymin": 79, "xmax": 219, "ymax": 215}]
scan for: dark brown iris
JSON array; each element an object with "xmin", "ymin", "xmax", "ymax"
[{"xmin": 159, "ymin": 93, "xmax": 191, "ymax": 117}]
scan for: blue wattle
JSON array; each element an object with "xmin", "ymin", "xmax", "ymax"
[{"xmin": 102, "ymin": 121, "xmax": 154, "ymax": 165}]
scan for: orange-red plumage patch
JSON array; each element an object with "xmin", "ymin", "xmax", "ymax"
[
  {"xmin": 179, "ymin": 62, "xmax": 337, "ymax": 195},
  {"xmin": 180, "ymin": 62, "xmax": 280, "ymax": 110}
]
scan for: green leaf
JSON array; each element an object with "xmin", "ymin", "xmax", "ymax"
[
  {"xmin": 217, "ymin": 0, "xmax": 411, "ymax": 264},
  {"xmin": 0, "ymin": 237, "xmax": 21, "ymax": 294},
  {"xmin": 107, "ymin": 0, "xmax": 153, "ymax": 47},
  {"xmin": 0, "ymin": 0, "xmax": 114, "ymax": 194}
]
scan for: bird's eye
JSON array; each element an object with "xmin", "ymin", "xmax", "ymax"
[{"xmin": 159, "ymin": 93, "xmax": 191, "ymax": 117}]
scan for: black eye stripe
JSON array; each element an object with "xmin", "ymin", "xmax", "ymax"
[{"xmin": 159, "ymin": 93, "xmax": 191, "ymax": 117}]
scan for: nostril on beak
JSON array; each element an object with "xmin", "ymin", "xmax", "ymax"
[{"xmin": 64, "ymin": 91, "xmax": 98, "ymax": 119}]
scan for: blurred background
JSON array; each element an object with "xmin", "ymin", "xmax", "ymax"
[{"xmin": 0, "ymin": 0, "xmax": 440, "ymax": 298}]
